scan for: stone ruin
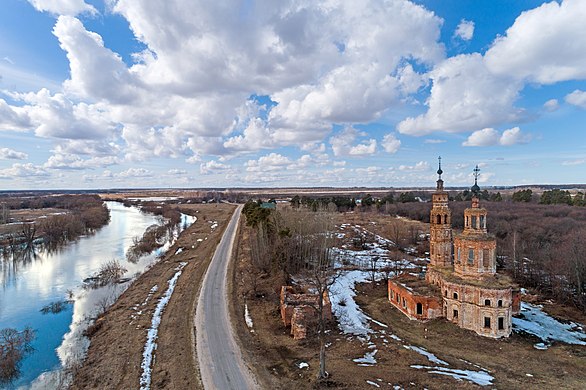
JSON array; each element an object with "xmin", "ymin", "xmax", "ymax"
[{"xmin": 280, "ymin": 286, "xmax": 332, "ymax": 340}]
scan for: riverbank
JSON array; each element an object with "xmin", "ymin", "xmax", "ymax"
[{"xmin": 70, "ymin": 203, "xmax": 236, "ymax": 389}]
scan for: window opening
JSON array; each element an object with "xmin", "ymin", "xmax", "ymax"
[
  {"xmin": 484, "ymin": 317, "xmax": 491, "ymax": 329},
  {"xmin": 498, "ymin": 317, "xmax": 505, "ymax": 330},
  {"xmin": 416, "ymin": 303, "xmax": 423, "ymax": 315}
]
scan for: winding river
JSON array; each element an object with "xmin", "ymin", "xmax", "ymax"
[{"xmin": 0, "ymin": 201, "xmax": 192, "ymax": 389}]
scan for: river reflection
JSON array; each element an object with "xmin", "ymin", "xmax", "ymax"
[{"xmin": 0, "ymin": 202, "xmax": 194, "ymax": 389}]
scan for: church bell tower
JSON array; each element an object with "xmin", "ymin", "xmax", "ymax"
[{"xmin": 429, "ymin": 157, "xmax": 453, "ymax": 268}]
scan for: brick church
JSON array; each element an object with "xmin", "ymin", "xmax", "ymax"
[{"xmin": 388, "ymin": 159, "xmax": 520, "ymax": 338}]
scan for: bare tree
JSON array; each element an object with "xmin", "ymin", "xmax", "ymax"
[
  {"xmin": 0, "ymin": 327, "xmax": 35, "ymax": 384},
  {"xmin": 297, "ymin": 210, "xmax": 339, "ymax": 380}
]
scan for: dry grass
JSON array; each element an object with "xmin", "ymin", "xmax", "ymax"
[
  {"xmin": 232, "ymin": 210, "xmax": 586, "ymax": 390},
  {"xmin": 71, "ymin": 203, "xmax": 235, "ymax": 390}
]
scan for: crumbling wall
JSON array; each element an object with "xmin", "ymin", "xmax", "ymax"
[{"xmin": 280, "ymin": 285, "xmax": 332, "ymax": 340}]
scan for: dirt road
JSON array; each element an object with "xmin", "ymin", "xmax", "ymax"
[{"xmin": 196, "ymin": 204, "xmax": 258, "ymax": 390}]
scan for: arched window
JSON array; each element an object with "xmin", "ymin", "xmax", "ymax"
[
  {"xmin": 453, "ymin": 292, "xmax": 458, "ymax": 300},
  {"xmin": 436, "ymin": 214, "xmax": 441, "ymax": 224},
  {"xmin": 498, "ymin": 300, "xmax": 503, "ymax": 307},
  {"xmin": 443, "ymin": 214, "xmax": 448, "ymax": 224},
  {"xmin": 484, "ymin": 299, "xmax": 491, "ymax": 306}
]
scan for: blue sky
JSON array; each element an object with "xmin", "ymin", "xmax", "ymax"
[{"xmin": 1, "ymin": 0, "xmax": 585, "ymax": 189}]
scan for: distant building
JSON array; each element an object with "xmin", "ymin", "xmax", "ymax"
[
  {"xmin": 388, "ymin": 159, "xmax": 520, "ymax": 338},
  {"xmin": 260, "ymin": 202, "xmax": 276, "ymax": 209}
]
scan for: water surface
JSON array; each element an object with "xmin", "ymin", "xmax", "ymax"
[{"xmin": 0, "ymin": 202, "xmax": 164, "ymax": 388}]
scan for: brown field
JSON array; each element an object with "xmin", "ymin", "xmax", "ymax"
[{"xmin": 231, "ymin": 209, "xmax": 586, "ymax": 389}]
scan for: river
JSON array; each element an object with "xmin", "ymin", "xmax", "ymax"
[{"xmin": 0, "ymin": 201, "xmax": 194, "ymax": 389}]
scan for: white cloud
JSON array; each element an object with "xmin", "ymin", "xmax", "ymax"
[
  {"xmin": 399, "ymin": 161, "xmax": 430, "ymax": 171},
  {"xmin": 543, "ymin": 99, "xmax": 559, "ymax": 112},
  {"xmin": 454, "ymin": 19, "xmax": 475, "ymax": 41},
  {"xmin": 13, "ymin": 89, "xmax": 115, "ymax": 139},
  {"xmin": 330, "ymin": 127, "xmax": 377, "ymax": 157},
  {"xmin": 117, "ymin": 168, "xmax": 153, "ymax": 178},
  {"xmin": 53, "ymin": 16, "xmax": 141, "ymax": 104},
  {"xmin": 499, "ymin": 127, "xmax": 530, "ymax": 146},
  {"xmin": 44, "ymin": 153, "xmax": 119, "ymax": 170},
  {"xmin": 28, "ymin": 0, "xmax": 97, "ymax": 16},
  {"xmin": 0, "ymin": 163, "xmax": 50, "ymax": 179},
  {"xmin": 168, "ymin": 169, "xmax": 187, "ymax": 175},
  {"xmin": 562, "ymin": 159, "xmax": 585, "ymax": 166},
  {"xmin": 485, "ymin": 0, "xmax": 586, "ymax": 84},
  {"xmin": 0, "ymin": 148, "xmax": 28, "ymax": 160},
  {"xmin": 462, "ymin": 128, "xmax": 499, "ymax": 147},
  {"xmin": 397, "ymin": 54, "xmax": 522, "ymax": 135},
  {"xmin": 424, "ymin": 139, "xmax": 446, "ymax": 144},
  {"xmin": 565, "ymin": 90, "xmax": 586, "ymax": 109},
  {"xmin": 246, "ymin": 153, "xmax": 291, "ymax": 172},
  {"xmin": 381, "ymin": 133, "xmax": 401, "ymax": 154},
  {"xmin": 463, "ymin": 127, "xmax": 530, "ymax": 147},
  {"xmin": 200, "ymin": 160, "xmax": 231, "ymax": 175},
  {"xmin": 0, "ymin": 99, "xmax": 32, "ymax": 131}
]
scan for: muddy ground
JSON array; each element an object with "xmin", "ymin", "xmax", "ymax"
[
  {"xmin": 231, "ymin": 210, "xmax": 586, "ymax": 389},
  {"xmin": 71, "ymin": 203, "xmax": 235, "ymax": 390}
]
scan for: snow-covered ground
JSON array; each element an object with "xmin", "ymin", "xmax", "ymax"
[
  {"xmin": 512, "ymin": 302, "xmax": 586, "ymax": 349},
  {"xmin": 331, "ymin": 224, "xmax": 494, "ymax": 387}
]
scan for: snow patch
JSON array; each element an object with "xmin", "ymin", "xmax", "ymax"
[
  {"xmin": 512, "ymin": 302, "xmax": 586, "ymax": 349},
  {"xmin": 366, "ymin": 380, "xmax": 381, "ymax": 387},
  {"xmin": 405, "ymin": 345, "xmax": 448, "ymax": 366},
  {"xmin": 244, "ymin": 303, "xmax": 254, "ymax": 331},
  {"xmin": 353, "ymin": 349, "xmax": 378, "ymax": 366},
  {"xmin": 139, "ymin": 262, "xmax": 187, "ymax": 390},
  {"xmin": 411, "ymin": 365, "xmax": 494, "ymax": 386}
]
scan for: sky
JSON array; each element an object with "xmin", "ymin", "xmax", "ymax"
[{"xmin": 0, "ymin": 0, "xmax": 585, "ymax": 190}]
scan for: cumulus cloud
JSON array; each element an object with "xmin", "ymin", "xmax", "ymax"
[
  {"xmin": 454, "ymin": 19, "xmax": 474, "ymax": 41},
  {"xmin": 399, "ymin": 161, "xmax": 430, "ymax": 171},
  {"xmin": 463, "ymin": 127, "xmax": 530, "ymax": 146},
  {"xmin": 0, "ymin": 148, "xmax": 28, "ymax": 160},
  {"xmin": 0, "ymin": 163, "xmax": 50, "ymax": 179},
  {"xmin": 381, "ymin": 133, "xmax": 401, "ymax": 154},
  {"xmin": 543, "ymin": 99, "xmax": 560, "ymax": 112},
  {"xmin": 0, "ymin": 99, "xmax": 32, "ymax": 130},
  {"xmin": 200, "ymin": 160, "xmax": 231, "ymax": 175},
  {"xmin": 330, "ymin": 127, "xmax": 377, "ymax": 157},
  {"xmin": 117, "ymin": 167, "xmax": 153, "ymax": 178},
  {"xmin": 12, "ymin": 89, "xmax": 115, "ymax": 139},
  {"xmin": 397, "ymin": 54, "xmax": 523, "ymax": 135},
  {"xmin": 44, "ymin": 153, "xmax": 119, "ymax": 170},
  {"xmin": 28, "ymin": 0, "xmax": 97, "ymax": 16},
  {"xmin": 485, "ymin": 0, "xmax": 586, "ymax": 84},
  {"xmin": 399, "ymin": 0, "xmax": 586, "ymax": 137},
  {"xmin": 565, "ymin": 90, "xmax": 586, "ymax": 109},
  {"xmin": 54, "ymin": 16, "xmax": 141, "ymax": 104}
]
